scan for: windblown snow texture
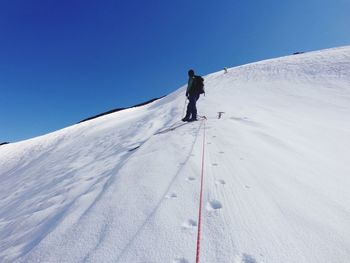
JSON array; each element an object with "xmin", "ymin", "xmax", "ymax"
[{"xmin": 1, "ymin": 46, "xmax": 350, "ymax": 263}]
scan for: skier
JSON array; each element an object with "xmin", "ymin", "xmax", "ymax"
[{"xmin": 182, "ymin": 69, "xmax": 204, "ymax": 122}]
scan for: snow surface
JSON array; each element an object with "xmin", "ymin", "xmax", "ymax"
[{"xmin": 1, "ymin": 46, "xmax": 350, "ymax": 263}]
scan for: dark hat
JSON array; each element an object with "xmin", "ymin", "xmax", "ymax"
[{"xmin": 188, "ymin": 69, "xmax": 195, "ymax": 76}]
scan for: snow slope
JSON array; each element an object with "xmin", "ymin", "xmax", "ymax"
[{"xmin": 1, "ymin": 46, "xmax": 350, "ymax": 263}]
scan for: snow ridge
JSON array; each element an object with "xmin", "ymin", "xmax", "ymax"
[{"xmin": 1, "ymin": 46, "xmax": 350, "ymax": 263}]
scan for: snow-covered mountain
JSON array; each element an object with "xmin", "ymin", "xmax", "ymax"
[{"xmin": 1, "ymin": 46, "xmax": 350, "ymax": 263}]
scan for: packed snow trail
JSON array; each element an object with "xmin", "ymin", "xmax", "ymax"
[
  {"xmin": 195, "ymin": 119, "xmax": 206, "ymax": 263},
  {"xmin": 1, "ymin": 46, "xmax": 350, "ymax": 262}
]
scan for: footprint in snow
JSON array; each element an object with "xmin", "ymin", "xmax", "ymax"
[
  {"xmin": 234, "ymin": 253, "xmax": 258, "ymax": 263},
  {"xmin": 215, "ymin": 179, "xmax": 226, "ymax": 185},
  {"xmin": 165, "ymin": 192, "xmax": 177, "ymax": 199},
  {"xmin": 186, "ymin": 177, "xmax": 196, "ymax": 182},
  {"xmin": 85, "ymin": 177, "xmax": 94, "ymax": 181},
  {"xmin": 206, "ymin": 200, "xmax": 223, "ymax": 211},
  {"xmin": 219, "ymin": 151, "xmax": 224, "ymax": 154},
  {"xmin": 173, "ymin": 258, "xmax": 189, "ymax": 263},
  {"xmin": 212, "ymin": 163, "xmax": 219, "ymax": 166},
  {"xmin": 182, "ymin": 219, "xmax": 197, "ymax": 230}
]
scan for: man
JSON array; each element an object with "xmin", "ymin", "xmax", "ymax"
[{"xmin": 182, "ymin": 69, "xmax": 204, "ymax": 122}]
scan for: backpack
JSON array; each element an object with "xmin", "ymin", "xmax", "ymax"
[{"xmin": 194, "ymin": 76, "xmax": 205, "ymax": 94}]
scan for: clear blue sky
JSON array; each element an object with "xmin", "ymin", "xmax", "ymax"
[{"xmin": 1, "ymin": 0, "xmax": 349, "ymax": 142}]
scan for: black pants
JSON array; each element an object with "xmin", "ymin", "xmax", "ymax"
[{"xmin": 185, "ymin": 94, "xmax": 200, "ymax": 120}]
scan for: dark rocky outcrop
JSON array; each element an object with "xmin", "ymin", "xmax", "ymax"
[{"xmin": 79, "ymin": 96, "xmax": 164, "ymax": 123}]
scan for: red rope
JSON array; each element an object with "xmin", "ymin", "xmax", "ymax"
[{"xmin": 196, "ymin": 119, "xmax": 206, "ymax": 263}]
